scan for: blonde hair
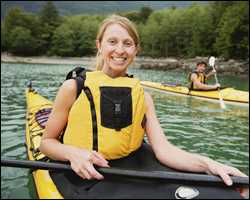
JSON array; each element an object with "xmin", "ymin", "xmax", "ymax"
[{"xmin": 96, "ymin": 15, "xmax": 140, "ymax": 70}]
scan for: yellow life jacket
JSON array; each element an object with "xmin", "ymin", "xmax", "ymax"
[
  {"xmin": 188, "ymin": 71, "xmax": 206, "ymax": 90},
  {"xmin": 63, "ymin": 71, "xmax": 146, "ymax": 160}
]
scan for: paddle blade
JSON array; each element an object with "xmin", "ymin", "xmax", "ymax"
[
  {"xmin": 218, "ymin": 93, "xmax": 227, "ymax": 109},
  {"xmin": 220, "ymin": 98, "xmax": 227, "ymax": 109},
  {"xmin": 209, "ymin": 56, "xmax": 216, "ymax": 67}
]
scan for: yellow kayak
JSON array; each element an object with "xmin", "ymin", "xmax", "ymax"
[
  {"xmin": 25, "ymin": 83, "xmax": 246, "ymax": 199},
  {"xmin": 141, "ymin": 81, "xmax": 249, "ymax": 107},
  {"xmin": 25, "ymin": 86, "xmax": 63, "ymax": 199}
]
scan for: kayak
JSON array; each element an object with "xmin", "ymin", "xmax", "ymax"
[
  {"xmin": 25, "ymin": 84, "xmax": 244, "ymax": 199},
  {"xmin": 141, "ymin": 81, "xmax": 249, "ymax": 107},
  {"xmin": 25, "ymin": 85, "xmax": 63, "ymax": 199}
]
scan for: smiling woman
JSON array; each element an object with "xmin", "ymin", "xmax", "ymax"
[{"xmin": 95, "ymin": 15, "xmax": 139, "ymax": 77}]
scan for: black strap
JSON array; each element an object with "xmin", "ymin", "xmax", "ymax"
[
  {"xmin": 62, "ymin": 71, "xmax": 98, "ymax": 151},
  {"xmin": 65, "ymin": 67, "xmax": 88, "ymax": 99},
  {"xmin": 83, "ymin": 86, "xmax": 98, "ymax": 151},
  {"xmin": 75, "ymin": 76, "xmax": 85, "ymax": 99}
]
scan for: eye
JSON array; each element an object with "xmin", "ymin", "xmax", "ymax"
[
  {"xmin": 107, "ymin": 39, "xmax": 116, "ymax": 45},
  {"xmin": 124, "ymin": 40, "xmax": 133, "ymax": 47}
]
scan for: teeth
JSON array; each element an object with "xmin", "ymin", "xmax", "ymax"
[{"xmin": 112, "ymin": 57, "xmax": 126, "ymax": 61}]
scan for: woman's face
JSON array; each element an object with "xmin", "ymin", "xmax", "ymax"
[{"xmin": 97, "ymin": 23, "xmax": 138, "ymax": 77}]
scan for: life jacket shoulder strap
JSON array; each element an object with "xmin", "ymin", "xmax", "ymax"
[{"xmin": 66, "ymin": 67, "xmax": 89, "ymax": 99}]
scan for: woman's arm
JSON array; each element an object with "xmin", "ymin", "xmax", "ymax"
[
  {"xmin": 144, "ymin": 91, "xmax": 208, "ymax": 172},
  {"xmin": 40, "ymin": 79, "xmax": 78, "ymax": 161},
  {"xmin": 40, "ymin": 79, "xmax": 109, "ymax": 180},
  {"xmin": 144, "ymin": 91, "xmax": 248, "ymax": 191}
]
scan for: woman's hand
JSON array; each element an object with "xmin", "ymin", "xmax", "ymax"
[
  {"xmin": 67, "ymin": 146, "xmax": 110, "ymax": 180},
  {"xmin": 205, "ymin": 158, "xmax": 249, "ymax": 198}
]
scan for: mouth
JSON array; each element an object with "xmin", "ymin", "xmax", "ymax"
[{"xmin": 111, "ymin": 56, "xmax": 127, "ymax": 63}]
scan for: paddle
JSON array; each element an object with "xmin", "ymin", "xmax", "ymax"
[
  {"xmin": 208, "ymin": 56, "xmax": 226, "ymax": 109},
  {"xmin": 1, "ymin": 159, "xmax": 249, "ymax": 187}
]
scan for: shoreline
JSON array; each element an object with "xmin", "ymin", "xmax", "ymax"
[
  {"xmin": 1, "ymin": 53, "xmax": 249, "ymax": 75},
  {"xmin": 1, "ymin": 53, "xmax": 97, "ymax": 69}
]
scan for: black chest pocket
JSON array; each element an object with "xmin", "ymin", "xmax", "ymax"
[{"xmin": 100, "ymin": 87, "xmax": 132, "ymax": 131}]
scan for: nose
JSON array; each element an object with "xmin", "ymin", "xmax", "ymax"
[{"xmin": 115, "ymin": 43, "xmax": 125, "ymax": 54}]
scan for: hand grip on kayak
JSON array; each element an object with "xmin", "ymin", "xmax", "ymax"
[{"xmin": 1, "ymin": 159, "xmax": 248, "ymax": 187}]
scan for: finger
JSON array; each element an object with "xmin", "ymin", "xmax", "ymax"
[
  {"xmin": 76, "ymin": 172, "xmax": 86, "ymax": 180},
  {"xmin": 226, "ymin": 167, "xmax": 248, "ymax": 178},
  {"xmin": 72, "ymin": 165, "xmax": 89, "ymax": 179},
  {"xmin": 218, "ymin": 170, "xmax": 233, "ymax": 186},
  {"xmin": 80, "ymin": 168, "xmax": 92, "ymax": 180},
  {"xmin": 85, "ymin": 162, "xmax": 104, "ymax": 180},
  {"xmin": 91, "ymin": 151, "xmax": 109, "ymax": 167},
  {"xmin": 92, "ymin": 151, "xmax": 108, "ymax": 163}
]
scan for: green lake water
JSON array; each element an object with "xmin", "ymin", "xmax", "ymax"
[{"xmin": 1, "ymin": 63, "xmax": 249, "ymax": 199}]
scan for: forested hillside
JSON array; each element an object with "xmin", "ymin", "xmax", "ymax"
[
  {"xmin": 1, "ymin": 1, "xmax": 207, "ymax": 18},
  {"xmin": 1, "ymin": 1, "xmax": 248, "ymax": 60}
]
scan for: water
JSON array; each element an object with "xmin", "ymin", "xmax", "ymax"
[{"xmin": 1, "ymin": 62, "xmax": 249, "ymax": 199}]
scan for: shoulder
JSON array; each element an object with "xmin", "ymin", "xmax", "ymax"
[
  {"xmin": 60, "ymin": 79, "xmax": 77, "ymax": 96},
  {"xmin": 54, "ymin": 79, "xmax": 77, "ymax": 108}
]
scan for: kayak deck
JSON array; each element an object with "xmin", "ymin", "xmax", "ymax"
[
  {"xmin": 141, "ymin": 81, "xmax": 249, "ymax": 107},
  {"xmin": 49, "ymin": 143, "xmax": 243, "ymax": 199},
  {"xmin": 25, "ymin": 87, "xmax": 244, "ymax": 199}
]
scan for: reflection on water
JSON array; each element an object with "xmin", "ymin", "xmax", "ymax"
[{"xmin": 1, "ymin": 63, "xmax": 249, "ymax": 199}]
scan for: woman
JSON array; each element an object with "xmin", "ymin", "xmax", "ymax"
[{"xmin": 40, "ymin": 15, "xmax": 248, "ymax": 197}]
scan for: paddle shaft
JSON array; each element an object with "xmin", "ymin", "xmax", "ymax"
[
  {"xmin": 1, "ymin": 159, "xmax": 248, "ymax": 187},
  {"xmin": 213, "ymin": 71, "xmax": 224, "ymax": 100},
  {"xmin": 210, "ymin": 59, "xmax": 226, "ymax": 109}
]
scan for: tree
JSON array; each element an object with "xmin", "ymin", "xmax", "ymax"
[
  {"xmin": 183, "ymin": 4, "xmax": 214, "ymax": 57},
  {"xmin": 3, "ymin": 7, "xmax": 24, "ymax": 52},
  {"xmin": 49, "ymin": 24, "xmax": 74, "ymax": 56},
  {"xmin": 3, "ymin": 7, "xmax": 42, "ymax": 54},
  {"xmin": 139, "ymin": 6, "xmax": 153, "ymax": 24},
  {"xmin": 9, "ymin": 26, "xmax": 38, "ymax": 56},
  {"xmin": 38, "ymin": 1, "xmax": 62, "ymax": 54},
  {"xmin": 39, "ymin": 1, "xmax": 60, "ymax": 26},
  {"xmin": 214, "ymin": 2, "xmax": 249, "ymax": 59},
  {"xmin": 1, "ymin": 22, "xmax": 7, "ymax": 52},
  {"xmin": 50, "ymin": 16, "xmax": 100, "ymax": 56},
  {"xmin": 140, "ymin": 13, "xmax": 162, "ymax": 57},
  {"xmin": 121, "ymin": 11, "xmax": 141, "ymax": 24}
]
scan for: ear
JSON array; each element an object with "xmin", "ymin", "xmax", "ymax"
[
  {"xmin": 134, "ymin": 47, "xmax": 139, "ymax": 56},
  {"xmin": 96, "ymin": 40, "xmax": 101, "ymax": 51},
  {"xmin": 135, "ymin": 45, "xmax": 141, "ymax": 56}
]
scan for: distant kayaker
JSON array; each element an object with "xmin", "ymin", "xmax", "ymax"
[
  {"xmin": 188, "ymin": 61, "xmax": 221, "ymax": 90},
  {"xmin": 40, "ymin": 15, "xmax": 248, "ymax": 198}
]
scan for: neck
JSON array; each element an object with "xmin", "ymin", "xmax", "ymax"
[{"xmin": 102, "ymin": 67, "xmax": 127, "ymax": 78}]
